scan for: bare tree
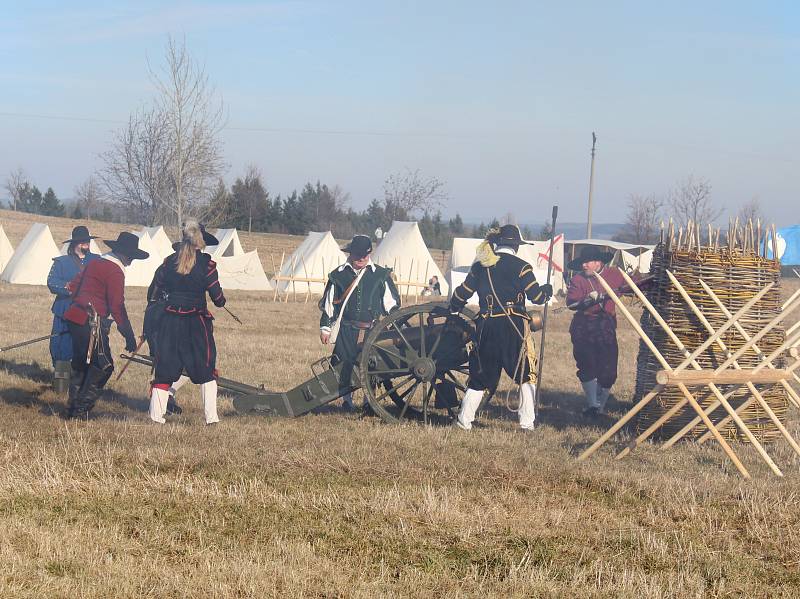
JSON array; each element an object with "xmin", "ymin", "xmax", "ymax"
[
  {"xmin": 74, "ymin": 176, "xmax": 101, "ymax": 221},
  {"xmin": 616, "ymin": 194, "xmax": 663, "ymax": 244},
  {"xmin": 383, "ymin": 168, "xmax": 447, "ymax": 221},
  {"xmin": 99, "ymin": 36, "xmax": 225, "ymax": 225},
  {"xmin": 4, "ymin": 167, "xmax": 27, "ymax": 211},
  {"xmin": 150, "ymin": 36, "xmax": 226, "ymax": 225},
  {"xmin": 668, "ymin": 175, "xmax": 722, "ymax": 236},
  {"xmin": 737, "ymin": 196, "xmax": 763, "ymax": 224},
  {"xmin": 98, "ymin": 106, "xmax": 172, "ymax": 224}
]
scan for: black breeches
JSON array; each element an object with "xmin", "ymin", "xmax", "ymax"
[
  {"xmin": 467, "ymin": 316, "xmax": 535, "ymax": 392},
  {"xmin": 67, "ymin": 320, "xmax": 114, "ymax": 376},
  {"xmin": 153, "ymin": 313, "xmax": 217, "ymax": 385},
  {"xmin": 571, "ymin": 336, "xmax": 619, "ymax": 389}
]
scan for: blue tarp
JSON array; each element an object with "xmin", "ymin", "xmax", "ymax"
[{"xmin": 766, "ymin": 225, "xmax": 800, "ymax": 265}]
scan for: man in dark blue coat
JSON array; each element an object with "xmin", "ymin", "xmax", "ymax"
[{"xmin": 47, "ymin": 226, "xmax": 100, "ymax": 366}]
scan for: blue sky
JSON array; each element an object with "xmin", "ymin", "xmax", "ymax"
[{"xmin": 1, "ymin": 1, "xmax": 798, "ymax": 223}]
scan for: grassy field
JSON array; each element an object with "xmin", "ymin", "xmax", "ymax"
[{"xmin": 1, "ymin": 213, "xmax": 800, "ymax": 597}]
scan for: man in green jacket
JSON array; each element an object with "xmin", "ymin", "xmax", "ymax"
[{"xmin": 319, "ymin": 235, "xmax": 401, "ymax": 410}]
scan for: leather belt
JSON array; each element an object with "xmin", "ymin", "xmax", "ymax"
[{"xmin": 343, "ymin": 319, "xmax": 374, "ymax": 329}]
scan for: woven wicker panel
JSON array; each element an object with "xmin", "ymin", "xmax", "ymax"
[{"xmin": 634, "ymin": 243, "xmax": 788, "ymax": 442}]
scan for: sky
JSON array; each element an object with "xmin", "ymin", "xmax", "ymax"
[{"xmin": 0, "ymin": 0, "xmax": 798, "ymax": 224}]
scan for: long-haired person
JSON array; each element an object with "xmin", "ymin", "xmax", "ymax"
[{"xmin": 148, "ymin": 221, "xmax": 226, "ymax": 425}]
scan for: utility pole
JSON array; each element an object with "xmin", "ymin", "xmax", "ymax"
[{"xmin": 586, "ymin": 132, "xmax": 597, "ymax": 238}]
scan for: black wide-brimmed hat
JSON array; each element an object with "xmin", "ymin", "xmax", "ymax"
[
  {"xmin": 489, "ymin": 224, "xmax": 533, "ymax": 247},
  {"xmin": 567, "ymin": 245, "xmax": 614, "ymax": 271},
  {"xmin": 63, "ymin": 225, "xmax": 97, "ymax": 244},
  {"xmin": 199, "ymin": 224, "xmax": 219, "ymax": 246},
  {"xmin": 105, "ymin": 232, "xmax": 149, "ymax": 261},
  {"xmin": 342, "ymin": 234, "xmax": 372, "ymax": 258}
]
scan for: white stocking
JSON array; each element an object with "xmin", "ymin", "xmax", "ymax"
[
  {"xmin": 456, "ymin": 388, "xmax": 484, "ymax": 430},
  {"xmin": 518, "ymin": 382, "xmax": 536, "ymax": 430},
  {"xmin": 201, "ymin": 380, "xmax": 220, "ymax": 424},
  {"xmin": 149, "ymin": 387, "xmax": 170, "ymax": 424},
  {"xmin": 169, "ymin": 375, "xmax": 190, "ymax": 396}
]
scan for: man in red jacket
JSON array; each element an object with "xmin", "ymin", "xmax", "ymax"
[
  {"xmin": 63, "ymin": 232, "xmax": 149, "ymax": 419},
  {"xmin": 566, "ymin": 246, "xmax": 626, "ymax": 416}
]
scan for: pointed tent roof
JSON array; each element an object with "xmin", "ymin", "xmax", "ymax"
[
  {"xmin": 371, "ymin": 221, "xmax": 448, "ymax": 296},
  {"xmin": 1, "ymin": 223, "xmax": 60, "ymax": 285},
  {"xmin": 216, "ymin": 250, "xmax": 272, "ymax": 290},
  {"xmin": 207, "ymin": 229, "xmax": 244, "ymax": 258},
  {"xmin": 0, "ymin": 225, "xmax": 14, "ymax": 273},
  {"xmin": 141, "ymin": 226, "xmax": 175, "ymax": 260},
  {"xmin": 275, "ymin": 231, "xmax": 346, "ymax": 293},
  {"xmin": 124, "ymin": 231, "xmax": 164, "ymax": 287}
]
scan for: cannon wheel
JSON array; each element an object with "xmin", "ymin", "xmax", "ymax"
[{"xmin": 359, "ymin": 302, "xmax": 473, "ymax": 425}]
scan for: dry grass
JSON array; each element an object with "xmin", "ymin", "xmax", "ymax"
[{"xmin": 1, "ymin": 212, "xmax": 800, "ymax": 597}]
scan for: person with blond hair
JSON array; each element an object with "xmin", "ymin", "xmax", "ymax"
[{"xmin": 147, "ymin": 221, "xmax": 226, "ymax": 425}]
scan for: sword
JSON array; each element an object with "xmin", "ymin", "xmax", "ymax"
[
  {"xmin": 0, "ymin": 333, "xmax": 64, "ymax": 353},
  {"xmin": 223, "ymin": 306, "xmax": 243, "ymax": 325},
  {"xmin": 85, "ymin": 305, "xmax": 98, "ymax": 365},
  {"xmin": 114, "ymin": 336, "xmax": 146, "ymax": 381}
]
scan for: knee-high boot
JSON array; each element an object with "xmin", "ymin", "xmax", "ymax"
[
  {"xmin": 456, "ymin": 388, "xmax": 484, "ymax": 430},
  {"xmin": 166, "ymin": 375, "xmax": 189, "ymax": 415},
  {"xmin": 201, "ymin": 380, "xmax": 220, "ymax": 425},
  {"xmin": 66, "ymin": 369, "xmax": 85, "ymax": 419}
]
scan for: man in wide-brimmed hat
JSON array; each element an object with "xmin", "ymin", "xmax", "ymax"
[
  {"xmin": 566, "ymin": 245, "xmax": 628, "ymax": 416},
  {"xmin": 46, "ymin": 226, "xmax": 101, "ymax": 380},
  {"xmin": 319, "ymin": 234, "xmax": 401, "ymax": 411},
  {"xmin": 450, "ymin": 224, "xmax": 553, "ymax": 432},
  {"xmin": 62, "ymin": 231, "xmax": 149, "ymax": 419}
]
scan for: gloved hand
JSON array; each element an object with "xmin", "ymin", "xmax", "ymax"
[
  {"xmin": 540, "ymin": 283, "xmax": 554, "ymax": 300},
  {"xmin": 123, "ymin": 331, "xmax": 138, "ymax": 353}
]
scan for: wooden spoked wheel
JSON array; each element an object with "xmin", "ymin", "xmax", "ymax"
[{"xmin": 359, "ymin": 302, "xmax": 474, "ymax": 425}]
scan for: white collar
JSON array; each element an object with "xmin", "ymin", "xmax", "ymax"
[
  {"xmin": 496, "ymin": 247, "xmax": 517, "ymax": 255},
  {"xmin": 102, "ymin": 253, "xmax": 125, "ymax": 271},
  {"xmin": 338, "ymin": 258, "xmax": 377, "ymax": 273}
]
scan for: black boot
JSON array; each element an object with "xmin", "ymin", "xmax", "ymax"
[
  {"xmin": 165, "ymin": 395, "xmax": 183, "ymax": 416},
  {"xmin": 66, "ymin": 369, "xmax": 85, "ymax": 419},
  {"xmin": 70, "ymin": 366, "xmax": 109, "ymax": 419}
]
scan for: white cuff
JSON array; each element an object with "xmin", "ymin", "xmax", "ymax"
[{"xmin": 320, "ymin": 326, "xmax": 331, "ymax": 333}]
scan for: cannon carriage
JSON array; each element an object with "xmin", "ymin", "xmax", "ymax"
[{"xmin": 231, "ymin": 301, "xmax": 475, "ymax": 424}]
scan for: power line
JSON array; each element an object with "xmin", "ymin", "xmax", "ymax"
[{"xmin": 0, "ymin": 111, "xmax": 472, "ymax": 139}]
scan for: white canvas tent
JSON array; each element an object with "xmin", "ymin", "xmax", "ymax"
[
  {"xmin": 0, "ymin": 225, "xmax": 14, "ymax": 273},
  {"xmin": 448, "ymin": 234, "xmax": 565, "ymax": 303},
  {"xmin": 274, "ymin": 231, "xmax": 346, "ymax": 294},
  {"xmin": 141, "ymin": 226, "xmax": 175, "ymax": 260},
  {"xmin": 207, "ymin": 229, "xmax": 244, "ymax": 258},
  {"xmin": 216, "ymin": 251, "xmax": 272, "ymax": 290},
  {"xmin": 372, "ymin": 221, "xmax": 448, "ymax": 296},
  {"xmin": 124, "ymin": 231, "xmax": 164, "ymax": 287},
  {"xmin": 1, "ymin": 223, "xmax": 60, "ymax": 285}
]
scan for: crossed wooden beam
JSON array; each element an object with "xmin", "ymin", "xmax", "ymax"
[{"xmin": 577, "ymin": 270, "xmax": 800, "ymax": 478}]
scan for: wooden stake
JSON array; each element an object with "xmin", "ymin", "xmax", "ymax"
[
  {"xmin": 612, "ymin": 270, "xmax": 781, "ymax": 476},
  {"xmin": 584, "ymin": 272, "xmax": 751, "ymax": 477}
]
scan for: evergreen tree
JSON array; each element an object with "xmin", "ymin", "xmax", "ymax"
[
  {"xmin": 41, "ymin": 187, "xmax": 65, "ymax": 216},
  {"xmin": 18, "ymin": 183, "xmax": 43, "ymax": 214}
]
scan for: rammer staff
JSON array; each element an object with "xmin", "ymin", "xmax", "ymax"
[{"xmin": 534, "ymin": 205, "xmax": 558, "ymax": 406}]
